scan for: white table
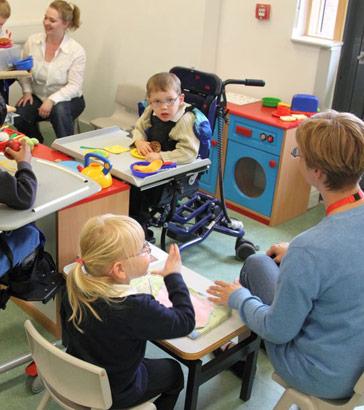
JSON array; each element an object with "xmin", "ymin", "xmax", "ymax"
[
  {"xmin": 51, "ymin": 126, "xmax": 211, "ymax": 190},
  {"xmin": 148, "ymin": 248, "xmax": 259, "ymax": 410},
  {"xmin": 64, "ymin": 244, "xmax": 260, "ymax": 410},
  {"xmin": 0, "ymin": 153, "xmax": 101, "ymax": 231}
]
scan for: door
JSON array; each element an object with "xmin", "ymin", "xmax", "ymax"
[{"xmin": 332, "ymin": 0, "xmax": 364, "ymax": 118}]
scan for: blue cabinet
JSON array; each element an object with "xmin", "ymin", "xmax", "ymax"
[
  {"xmin": 223, "ymin": 114, "xmax": 282, "ymax": 217},
  {"xmin": 199, "ymin": 102, "xmax": 311, "ymax": 225}
]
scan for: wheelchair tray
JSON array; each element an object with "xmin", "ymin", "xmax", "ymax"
[
  {"xmin": 0, "ymin": 154, "xmax": 101, "ymax": 231},
  {"xmin": 52, "ymin": 126, "xmax": 211, "ymax": 190}
]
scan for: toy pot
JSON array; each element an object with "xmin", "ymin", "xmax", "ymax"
[{"xmin": 81, "ymin": 153, "xmax": 113, "ymax": 188}]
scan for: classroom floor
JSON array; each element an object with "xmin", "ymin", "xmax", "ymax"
[{"xmin": 1, "ymin": 124, "xmax": 362, "ymax": 409}]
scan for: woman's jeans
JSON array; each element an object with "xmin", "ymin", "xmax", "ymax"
[{"xmin": 14, "ymin": 94, "xmax": 85, "ymax": 142}]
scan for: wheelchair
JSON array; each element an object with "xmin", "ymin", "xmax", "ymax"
[{"xmin": 147, "ymin": 66, "xmax": 265, "ymax": 261}]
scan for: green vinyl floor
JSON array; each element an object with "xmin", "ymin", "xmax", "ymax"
[{"xmin": 2, "ymin": 123, "xmax": 362, "ymax": 409}]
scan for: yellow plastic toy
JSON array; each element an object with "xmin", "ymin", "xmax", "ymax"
[{"xmin": 133, "ymin": 160, "xmax": 163, "ymax": 173}]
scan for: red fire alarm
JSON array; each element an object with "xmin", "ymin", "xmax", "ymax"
[{"xmin": 256, "ymin": 4, "xmax": 271, "ymax": 20}]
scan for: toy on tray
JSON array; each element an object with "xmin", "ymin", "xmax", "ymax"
[
  {"xmin": 78, "ymin": 153, "xmax": 113, "ymax": 188},
  {"xmin": 131, "ymin": 160, "xmax": 176, "ymax": 178},
  {"xmin": 0, "ymin": 128, "xmax": 39, "ymax": 153}
]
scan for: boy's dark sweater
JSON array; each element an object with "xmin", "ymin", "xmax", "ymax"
[
  {"xmin": 61, "ymin": 273, "xmax": 195, "ymax": 408},
  {"xmin": 0, "ymin": 161, "xmax": 37, "ymax": 209}
]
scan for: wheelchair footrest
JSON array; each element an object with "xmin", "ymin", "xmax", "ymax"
[{"xmin": 10, "ymin": 272, "xmax": 64, "ymax": 304}]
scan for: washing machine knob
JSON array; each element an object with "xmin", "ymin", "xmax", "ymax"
[
  {"xmin": 269, "ymin": 160, "xmax": 277, "ymax": 168},
  {"xmin": 211, "ymin": 140, "xmax": 218, "ymax": 147}
]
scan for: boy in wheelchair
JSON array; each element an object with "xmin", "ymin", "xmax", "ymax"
[
  {"xmin": 129, "ymin": 72, "xmax": 212, "ymax": 242},
  {"xmin": 0, "ymin": 95, "xmax": 60, "ymax": 308}
]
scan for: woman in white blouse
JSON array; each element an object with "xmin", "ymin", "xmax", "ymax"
[{"xmin": 15, "ymin": 1, "xmax": 85, "ymax": 141}]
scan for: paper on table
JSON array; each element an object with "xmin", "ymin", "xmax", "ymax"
[
  {"xmin": 131, "ymin": 274, "xmax": 231, "ymax": 338},
  {"xmin": 156, "ymin": 285, "xmax": 213, "ymax": 328}
]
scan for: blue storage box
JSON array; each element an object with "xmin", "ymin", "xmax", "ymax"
[{"xmin": 291, "ymin": 94, "xmax": 319, "ymax": 113}]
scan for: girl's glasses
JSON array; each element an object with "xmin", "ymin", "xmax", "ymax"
[
  {"xmin": 291, "ymin": 147, "xmax": 303, "ymax": 159},
  {"xmin": 150, "ymin": 96, "xmax": 179, "ymax": 108},
  {"xmin": 125, "ymin": 241, "xmax": 151, "ymax": 259}
]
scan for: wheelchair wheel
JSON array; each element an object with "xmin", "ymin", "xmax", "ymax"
[
  {"xmin": 25, "ymin": 374, "xmax": 44, "ymax": 394},
  {"xmin": 235, "ymin": 238, "xmax": 256, "ymax": 262}
]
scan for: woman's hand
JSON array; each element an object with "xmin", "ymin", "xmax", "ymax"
[
  {"xmin": 38, "ymin": 99, "xmax": 54, "ymax": 119},
  {"xmin": 16, "ymin": 92, "xmax": 33, "ymax": 107},
  {"xmin": 135, "ymin": 140, "xmax": 153, "ymax": 156},
  {"xmin": 145, "ymin": 152, "xmax": 162, "ymax": 162},
  {"xmin": 207, "ymin": 279, "xmax": 242, "ymax": 306},
  {"xmin": 151, "ymin": 244, "xmax": 181, "ymax": 278},
  {"xmin": 7, "ymin": 139, "xmax": 32, "ymax": 164},
  {"xmin": 266, "ymin": 241, "xmax": 289, "ymax": 263}
]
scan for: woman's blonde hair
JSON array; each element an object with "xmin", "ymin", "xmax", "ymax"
[
  {"xmin": 146, "ymin": 72, "xmax": 181, "ymax": 98},
  {"xmin": 49, "ymin": 1, "xmax": 81, "ymax": 30},
  {"xmin": 296, "ymin": 110, "xmax": 364, "ymax": 190},
  {"xmin": 0, "ymin": 0, "xmax": 10, "ymax": 19},
  {"xmin": 66, "ymin": 214, "xmax": 145, "ymax": 332}
]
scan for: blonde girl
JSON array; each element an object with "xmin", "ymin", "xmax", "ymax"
[{"xmin": 61, "ymin": 214, "xmax": 195, "ymax": 410}]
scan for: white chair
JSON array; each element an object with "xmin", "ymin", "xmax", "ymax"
[
  {"xmin": 90, "ymin": 84, "xmax": 145, "ymax": 132},
  {"xmin": 272, "ymin": 371, "xmax": 364, "ymax": 410},
  {"xmin": 24, "ymin": 320, "xmax": 157, "ymax": 410}
]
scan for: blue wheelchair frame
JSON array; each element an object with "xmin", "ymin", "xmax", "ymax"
[{"xmin": 152, "ymin": 66, "xmax": 265, "ymax": 260}]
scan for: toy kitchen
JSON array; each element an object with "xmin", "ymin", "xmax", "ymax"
[{"xmin": 200, "ymin": 95, "xmax": 314, "ymax": 226}]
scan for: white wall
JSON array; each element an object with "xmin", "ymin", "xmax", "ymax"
[
  {"xmin": 7, "ymin": 0, "xmax": 328, "ymax": 122},
  {"xmin": 215, "ymin": 0, "xmax": 321, "ymax": 103}
]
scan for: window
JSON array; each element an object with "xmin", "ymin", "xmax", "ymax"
[{"xmin": 293, "ymin": 0, "xmax": 348, "ymax": 42}]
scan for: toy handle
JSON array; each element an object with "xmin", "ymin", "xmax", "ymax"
[{"xmin": 84, "ymin": 153, "xmax": 112, "ymax": 175}]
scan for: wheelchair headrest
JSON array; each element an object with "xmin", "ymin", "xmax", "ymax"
[
  {"xmin": 170, "ymin": 66, "xmax": 223, "ymax": 130},
  {"xmin": 170, "ymin": 66, "xmax": 223, "ymax": 97}
]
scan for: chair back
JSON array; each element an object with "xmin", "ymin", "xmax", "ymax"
[
  {"xmin": 24, "ymin": 319, "xmax": 112, "ymax": 410},
  {"xmin": 115, "ymin": 84, "xmax": 145, "ymax": 114}
]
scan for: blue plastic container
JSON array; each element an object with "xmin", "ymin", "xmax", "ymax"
[
  {"xmin": 291, "ymin": 94, "xmax": 319, "ymax": 113},
  {"xmin": 13, "ymin": 56, "xmax": 33, "ymax": 70}
]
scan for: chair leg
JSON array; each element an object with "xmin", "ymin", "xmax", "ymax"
[
  {"xmin": 36, "ymin": 390, "xmax": 52, "ymax": 410},
  {"xmin": 74, "ymin": 118, "xmax": 81, "ymax": 134},
  {"xmin": 274, "ymin": 388, "xmax": 317, "ymax": 410},
  {"xmin": 274, "ymin": 390, "xmax": 296, "ymax": 410}
]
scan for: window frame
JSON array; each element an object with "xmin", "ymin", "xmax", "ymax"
[{"xmin": 304, "ymin": 0, "xmax": 348, "ymax": 41}]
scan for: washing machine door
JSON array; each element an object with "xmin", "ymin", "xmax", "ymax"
[{"xmin": 224, "ymin": 140, "xmax": 279, "ymax": 216}]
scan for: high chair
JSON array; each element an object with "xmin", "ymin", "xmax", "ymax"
[
  {"xmin": 272, "ymin": 371, "xmax": 364, "ymax": 410},
  {"xmin": 24, "ymin": 319, "xmax": 158, "ymax": 410}
]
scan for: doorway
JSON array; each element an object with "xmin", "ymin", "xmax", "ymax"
[{"xmin": 332, "ymin": 0, "xmax": 364, "ymax": 119}]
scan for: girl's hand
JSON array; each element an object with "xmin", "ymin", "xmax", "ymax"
[
  {"xmin": 135, "ymin": 140, "xmax": 153, "ymax": 156},
  {"xmin": 38, "ymin": 99, "xmax": 54, "ymax": 119},
  {"xmin": 207, "ymin": 279, "xmax": 242, "ymax": 306},
  {"xmin": 151, "ymin": 244, "xmax": 181, "ymax": 277},
  {"xmin": 145, "ymin": 152, "xmax": 162, "ymax": 162},
  {"xmin": 16, "ymin": 92, "xmax": 33, "ymax": 107}
]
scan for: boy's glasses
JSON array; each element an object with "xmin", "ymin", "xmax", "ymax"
[
  {"xmin": 150, "ymin": 96, "xmax": 179, "ymax": 108},
  {"xmin": 291, "ymin": 147, "xmax": 303, "ymax": 159}
]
